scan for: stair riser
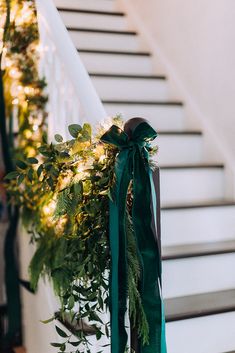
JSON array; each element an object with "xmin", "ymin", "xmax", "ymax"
[
  {"xmin": 161, "ymin": 205, "xmax": 235, "ymax": 246},
  {"xmin": 59, "ymin": 11, "xmax": 129, "ymax": 31},
  {"xmin": 156, "ymin": 135, "xmax": 203, "ymax": 165},
  {"xmin": 163, "ymin": 253, "xmax": 235, "ymax": 298},
  {"xmin": 54, "ymin": 0, "xmax": 118, "ymax": 12},
  {"xmin": 104, "ymin": 103, "xmax": 186, "ymax": 130},
  {"xmin": 80, "ymin": 52, "xmax": 154, "ymax": 75},
  {"xmin": 160, "ymin": 168, "xmax": 224, "ymax": 206},
  {"xmin": 69, "ymin": 31, "xmax": 143, "ymax": 52},
  {"xmin": 91, "ymin": 77, "xmax": 168, "ymax": 100},
  {"xmin": 166, "ymin": 312, "xmax": 235, "ymax": 353}
]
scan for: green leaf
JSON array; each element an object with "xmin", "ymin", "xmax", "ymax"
[
  {"xmin": 105, "ymin": 324, "xmax": 109, "ymax": 337},
  {"xmin": 37, "ymin": 164, "xmax": 43, "ymax": 178},
  {"xmin": 50, "ymin": 343, "xmax": 63, "ymax": 348},
  {"xmin": 5, "ymin": 171, "xmax": 19, "ymax": 180},
  {"xmin": 17, "ymin": 173, "xmax": 25, "ymax": 186},
  {"xmin": 69, "ymin": 341, "xmax": 80, "ymax": 347},
  {"xmin": 27, "ymin": 157, "xmax": 38, "ymax": 164},
  {"xmin": 67, "ymin": 295, "xmax": 75, "ymax": 310},
  {"xmin": 27, "ymin": 168, "xmax": 34, "ymax": 182},
  {"xmin": 41, "ymin": 316, "xmax": 55, "ymax": 324},
  {"xmin": 68, "ymin": 124, "xmax": 82, "ymax": 138},
  {"xmin": 55, "ymin": 325, "xmax": 68, "ymax": 338},
  {"xmin": 83, "ymin": 123, "xmax": 91, "ymax": 137},
  {"xmin": 60, "ymin": 343, "xmax": 66, "ymax": 352},
  {"xmin": 55, "ymin": 134, "xmax": 63, "ymax": 143},
  {"xmin": 16, "ymin": 160, "xmax": 27, "ymax": 170}
]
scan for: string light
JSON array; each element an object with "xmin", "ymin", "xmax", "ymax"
[{"xmin": 0, "ymin": 0, "xmax": 48, "ymax": 160}]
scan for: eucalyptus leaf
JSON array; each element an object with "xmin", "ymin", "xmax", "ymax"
[
  {"xmin": 55, "ymin": 134, "xmax": 63, "ymax": 143},
  {"xmin": 68, "ymin": 124, "xmax": 82, "ymax": 138}
]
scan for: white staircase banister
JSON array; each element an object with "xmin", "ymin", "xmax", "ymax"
[{"xmin": 35, "ymin": 0, "xmax": 107, "ymax": 136}]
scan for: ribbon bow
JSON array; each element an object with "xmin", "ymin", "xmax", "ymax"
[{"xmin": 101, "ymin": 121, "xmax": 167, "ymax": 353}]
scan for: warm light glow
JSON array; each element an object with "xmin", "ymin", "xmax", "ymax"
[
  {"xmin": 12, "ymin": 98, "xmax": 19, "ymax": 105},
  {"xmin": 42, "ymin": 200, "xmax": 56, "ymax": 217}
]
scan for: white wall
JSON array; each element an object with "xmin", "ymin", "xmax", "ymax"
[{"xmin": 120, "ymin": 0, "xmax": 235, "ymax": 190}]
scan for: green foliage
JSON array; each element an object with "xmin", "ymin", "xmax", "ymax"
[
  {"xmin": 5, "ymin": 117, "xmax": 156, "ymax": 352},
  {"xmin": 126, "ymin": 212, "xmax": 149, "ymax": 346},
  {"xmin": 6, "ymin": 121, "xmax": 118, "ymax": 352}
]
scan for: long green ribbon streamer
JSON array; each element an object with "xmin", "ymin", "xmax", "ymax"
[{"xmin": 101, "ymin": 122, "xmax": 167, "ymax": 353}]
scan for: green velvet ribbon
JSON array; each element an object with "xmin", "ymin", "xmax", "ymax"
[{"xmin": 101, "ymin": 122, "xmax": 167, "ymax": 353}]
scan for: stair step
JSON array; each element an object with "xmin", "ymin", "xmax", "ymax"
[
  {"xmin": 104, "ymin": 101, "xmax": 186, "ymax": 131},
  {"xmin": 79, "ymin": 48, "xmax": 150, "ymax": 56},
  {"xmin": 157, "ymin": 133, "xmax": 203, "ymax": 165},
  {"xmin": 165, "ymin": 289, "xmax": 235, "ymax": 322},
  {"xmin": 163, "ymin": 251, "xmax": 235, "ymax": 297},
  {"xmin": 167, "ymin": 311, "xmax": 235, "ymax": 353},
  {"xmin": 160, "ymin": 165, "xmax": 225, "ymax": 205},
  {"xmin": 90, "ymin": 73, "xmax": 166, "ymax": 79},
  {"xmin": 53, "ymin": 0, "xmax": 118, "ymax": 12},
  {"xmin": 80, "ymin": 51, "xmax": 154, "ymax": 75},
  {"xmin": 163, "ymin": 240, "xmax": 235, "ymax": 260},
  {"xmin": 161, "ymin": 201, "xmax": 235, "ymax": 247},
  {"xmin": 59, "ymin": 9, "xmax": 129, "ymax": 32},
  {"xmin": 58, "ymin": 8, "xmax": 125, "ymax": 17},
  {"xmin": 158, "ymin": 130, "xmax": 202, "ymax": 135},
  {"xmin": 68, "ymin": 28, "xmax": 146, "ymax": 53},
  {"xmin": 91, "ymin": 75, "xmax": 168, "ymax": 101},
  {"xmin": 162, "ymin": 200, "xmax": 235, "ymax": 210},
  {"xmin": 67, "ymin": 28, "xmax": 141, "ymax": 52}
]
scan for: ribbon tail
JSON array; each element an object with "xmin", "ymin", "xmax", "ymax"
[
  {"xmin": 132, "ymin": 151, "xmax": 166, "ymax": 353},
  {"xmin": 109, "ymin": 150, "xmax": 130, "ymax": 353},
  {"xmin": 149, "ymin": 169, "xmax": 167, "ymax": 353}
]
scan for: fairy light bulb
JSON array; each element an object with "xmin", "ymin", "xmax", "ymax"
[
  {"xmin": 42, "ymin": 200, "xmax": 56, "ymax": 217},
  {"xmin": 12, "ymin": 98, "xmax": 19, "ymax": 105},
  {"xmin": 9, "ymin": 68, "xmax": 21, "ymax": 79},
  {"xmin": 24, "ymin": 86, "xmax": 35, "ymax": 95},
  {"xmin": 10, "ymin": 83, "xmax": 23, "ymax": 97}
]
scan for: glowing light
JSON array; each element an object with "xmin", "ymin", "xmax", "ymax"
[
  {"xmin": 42, "ymin": 200, "xmax": 56, "ymax": 217},
  {"xmin": 9, "ymin": 68, "xmax": 21, "ymax": 79},
  {"xmin": 24, "ymin": 129, "xmax": 32, "ymax": 139},
  {"xmin": 12, "ymin": 98, "xmax": 19, "ymax": 105},
  {"xmin": 24, "ymin": 86, "xmax": 35, "ymax": 95},
  {"xmin": 10, "ymin": 83, "xmax": 23, "ymax": 97}
]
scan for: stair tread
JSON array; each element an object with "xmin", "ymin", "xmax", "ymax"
[
  {"xmin": 158, "ymin": 130, "xmax": 202, "ymax": 135},
  {"xmin": 165, "ymin": 289, "xmax": 235, "ymax": 322},
  {"xmin": 160, "ymin": 163, "xmax": 224, "ymax": 170},
  {"xmin": 58, "ymin": 8, "xmax": 125, "ymax": 17},
  {"xmin": 162, "ymin": 200, "xmax": 235, "ymax": 210},
  {"xmin": 103, "ymin": 100, "xmax": 184, "ymax": 106},
  {"xmin": 163, "ymin": 240, "xmax": 235, "ymax": 260},
  {"xmin": 89, "ymin": 73, "xmax": 166, "ymax": 79},
  {"xmin": 68, "ymin": 27, "xmax": 137, "ymax": 35},
  {"xmin": 79, "ymin": 49, "xmax": 151, "ymax": 56}
]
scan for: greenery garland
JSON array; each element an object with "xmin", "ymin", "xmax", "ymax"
[
  {"xmin": 6, "ymin": 118, "xmax": 157, "ymax": 352},
  {"xmin": 0, "ymin": 0, "xmax": 48, "ymax": 161},
  {"xmin": 0, "ymin": 0, "xmax": 48, "ymax": 349}
]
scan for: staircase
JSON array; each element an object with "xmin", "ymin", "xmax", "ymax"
[{"xmin": 48, "ymin": 0, "xmax": 235, "ymax": 352}]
